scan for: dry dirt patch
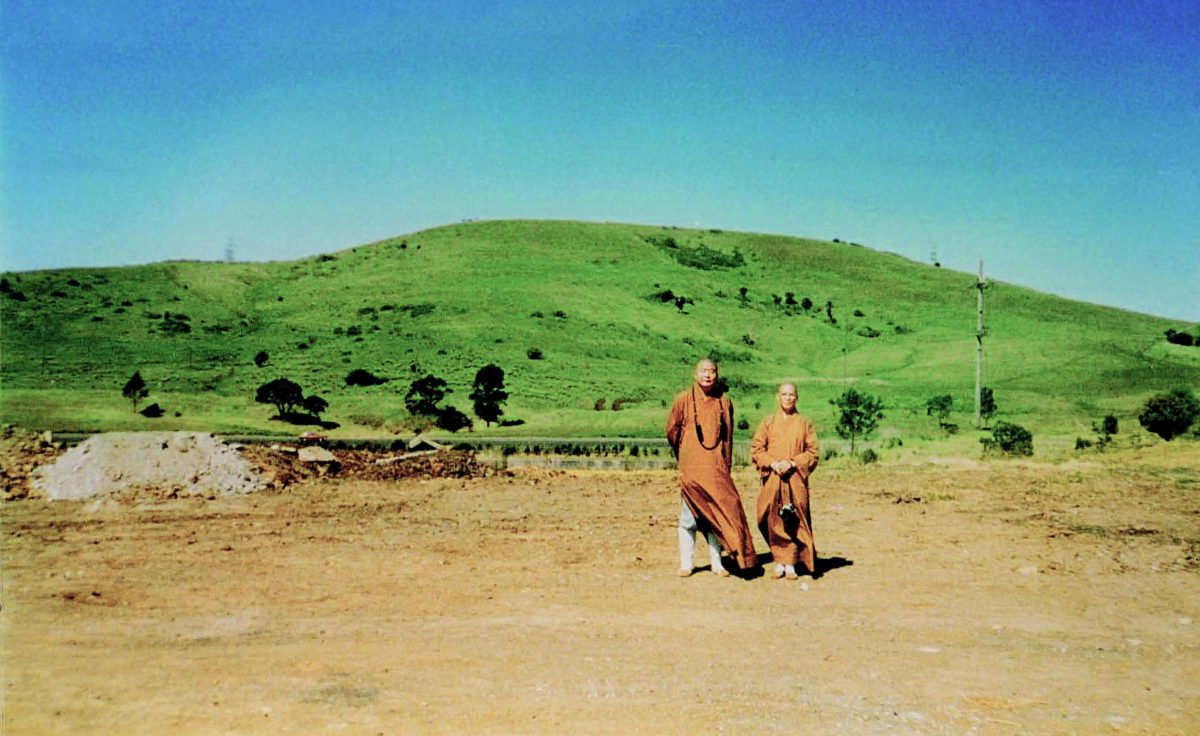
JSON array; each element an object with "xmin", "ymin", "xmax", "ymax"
[{"xmin": 2, "ymin": 444, "xmax": 1198, "ymax": 734}]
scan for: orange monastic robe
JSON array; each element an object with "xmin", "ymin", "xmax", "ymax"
[
  {"xmin": 666, "ymin": 385, "xmax": 759, "ymax": 570},
  {"xmin": 751, "ymin": 411, "xmax": 819, "ymax": 572}
]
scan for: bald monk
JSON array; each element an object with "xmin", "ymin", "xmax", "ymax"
[
  {"xmin": 751, "ymin": 383, "xmax": 820, "ymax": 580},
  {"xmin": 665, "ymin": 359, "xmax": 759, "ymax": 577}
]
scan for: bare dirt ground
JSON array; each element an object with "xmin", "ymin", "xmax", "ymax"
[{"xmin": 2, "ymin": 441, "xmax": 1198, "ymax": 735}]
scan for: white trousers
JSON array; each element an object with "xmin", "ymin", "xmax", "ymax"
[{"xmin": 678, "ymin": 498, "xmax": 724, "ymax": 570}]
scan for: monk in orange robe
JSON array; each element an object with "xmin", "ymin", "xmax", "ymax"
[
  {"xmin": 751, "ymin": 383, "xmax": 820, "ymax": 580},
  {"xmin": 665, "ymin": 359, "xmax": 759, "ymax": 577}
]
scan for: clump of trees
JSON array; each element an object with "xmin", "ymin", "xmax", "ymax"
[
  {"xmin": 1138, "ymin": 388, "xmax": 1199, "ymax": 441},
  {"xmin": 256, "ymin": 377, "xmax": 329, "ymax": 424},
  {"xmin": 830, "ymin": 388, "xmax": 884, "ymax": 457},
  {"xmin": 405, "ymin": 374, "xmax": 473, "ymax": 432}
]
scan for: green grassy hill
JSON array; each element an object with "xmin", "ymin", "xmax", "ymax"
[{"xmin": 2, "ymin": 220, "xmax": 1197, "ymax": 451}]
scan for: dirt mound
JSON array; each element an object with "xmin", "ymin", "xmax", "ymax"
[
  {"xmin": 31, "ymin": 432, "xmax": 265, "ymax": 501},
  {"xmin": 241, "ymin": 446, "xmax": 494, "ymax": 488},
  {"xmin": 0, "ymin": 426, "xmax": 63, "ymax": 500}
]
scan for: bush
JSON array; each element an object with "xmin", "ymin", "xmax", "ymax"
[
  {"xmin": 526, "ymin": 348, "xmax": 544, "ymax": 360},
  {"xmin": 435, "ymin": 406, "xmax": 473, "ymax": 432},
  {"xmin": 1165, "ymin": 329, "xmax": 1196, "ymax": 347},
  {"xmin": 982, "ymin": 421, "xmax": 1033, "ymax": 457},
  {"xmin": 140, "ymin": 403, "xmax": 164, "ymax": 418},
  {"xmin": 594, "ymin": 398, "xmax": 607, "ymax": 411},
  {"xmin": 822, "ymin": 447, "xmax": 840, "ymax": 461},
  {"xmin": 1138, "ymin": 388, "xmax": 1200, "ymax": 440},
  {"xmin": 254, "ymin": 351, "xmax": 269, "ymax": 367},
  {"xmin": 860, "ymin": 448, "xmax": 879, "ymax": 464},
  {"xmin": 737, "ymin": 417, "xmax": 750, "ymax": 430},
  {"xmin": 346, "ymin": 368, "xmax": 387, "ymax": 387}
]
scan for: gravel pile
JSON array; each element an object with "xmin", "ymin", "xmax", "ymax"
[{"xmin": 32, "ymin": 432, "xmax": 265, "ymax": 501}]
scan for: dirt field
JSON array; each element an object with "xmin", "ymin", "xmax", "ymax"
[{"xmin": 3, "ymin": 444, "xmax": 1199, "ymax": 734}]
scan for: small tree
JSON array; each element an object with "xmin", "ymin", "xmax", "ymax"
[
  {"xmin": 122, "ymin": 371, "xmax": 149, "ymax": 413},
  {"xmin": 469, "ymin": 364, "xmax": 508, "ymax": 427},
  {"xmin": 1093, "ymin": 414, "xmax": 1118, "ymax": 449},
  {"xmin": 303, "ymin": 394, "xmax": 329, "ymax": 418},
  {"xmin": 406, "ymin": 374, "xmax": 449, "ymax": 417},
  {"xmin": 979, "ymin": 386, "xmax": 997, "ymax": 427},
  {"xmin": 830, "ymin": 388, "xmax": 884, "ymax": 456},
  {"xmin": 1138, "ymin": 388, "xmax": 1200, "ymax": 441},
  {"xmin": 926, "ymin": 394, "xmax": 956, "ymax": 434},
  {"xmin": 256, "ymin": 377, "xmax": 305, "ymax": 416}
]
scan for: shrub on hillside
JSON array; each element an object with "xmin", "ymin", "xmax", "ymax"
[
  {"xmin": 140, "ymin": 403, "xmax": 165, "ymax": 418},
  {"xmin": 435, "ymin": 406, "xmax": 473, "ymax": 432},
  {"xmin": 345, "ymin": 368, "xmax": 387, "ymax": 387},
  {"xmin": 981, "ymin": 421, "xmax": 1033, "ymax": 457},
  {"xmin": 860, "ymin": 448, "xmax": 879, "ymax": 464},
  {"xmin": 255, "ymin": 351, "xmax": 269, "ymax": 367},
  {"xmin": 526, "ymin": 348, "xmax": 544, "ymax": 360},
  {"xmin": 1138, "ymin": 388, "xmax": 1200, "ymax": 441},
  {"xmin": 1165, "ymin": 329, "xmax": 1196, "ymax": 347}
]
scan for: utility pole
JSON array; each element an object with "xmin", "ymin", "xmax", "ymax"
[
  {"xmin": 225, "ymin": 238, "xmax": 235, "ymax": 263},
  {"xmin": 974, "ymin": 260, "xmax": 986, "ymax": 429}
]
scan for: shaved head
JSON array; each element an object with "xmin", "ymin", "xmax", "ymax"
[
  {"xmin": 694, "ymin": 359, "xmax": 718, "ymax": 392},
  {"xmin": 777, "ymin": 383, "xmax": 797, "ymax": 413}
]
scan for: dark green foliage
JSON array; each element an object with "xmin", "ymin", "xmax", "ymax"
[
  {"xmin": 254, "ymin": 351, "xmax": 269, "ymax": 367},
  {"xmin": 800, "ymin": 297, "xmax": 813, "ymax": 312},
  {"xmin": 435, "ymin": 405, "xmax": 473, "ymax": 432},
  {"xmin": 979, "ymin": 387, "xmax": 997, "ymax": 425},
  {"xmin": 860, "ymin": 448, "xmax": 879, "ymax": 464},
  {"xmin": 302, "ymin": 394, "xmax": 328, "ymax": 417},
  {"xmin": 830, "ymin": 388, "xmax": 885, "ymax": 456},
  {"xmin": 526, "ymin": 348, "xmax": 544, "ymax": 360},
  {"xmin": 982, "ymin": 421, "xmax": 1034, "ymax": 457},
  {"xmin": 140, "ymin": 403, "xmax": 164, "ymax": 418},
  {"xmin": 256, "ymin": 377, "xmax": 305, "ymax": 416},
  {"xmin": 1138, "ymin": 388, "xmax": 1200, "ymax": 440},
  {"xmin": 737, "ymin": 417, "xmax": 750, "ymax": 431},
  {"xmin": 856, "ymin": 326, "xmax": 881, "ymax": 338},
  {"xmin": 926, "ymin": 394, "xmax": 953, "ymax": 421},
  {"xmin": 406, "ymin": 374, "xmax": 450, "ymax": 417},
  {"xmin": 469, "ymin": 364, "xmax": 508, "ymax": 427},
  {"xmin": 122, "ymin": 371, "xmax": 149, "ymax": 412},
  {"xmin": 345, "ymin": 368, "xmax": 387, "ymax": 387},
  {"xmin": 594, "ymin": 398, "xmax": 606, "ymax": 411},
  {"xmin": 1165, "ymin": 329, "xmax": 1196, "ymax": 347}
]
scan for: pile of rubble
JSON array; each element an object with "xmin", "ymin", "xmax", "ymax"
[
  {"xmin": 0, "ymin": 426, "xmax": 64, "ymax": 500},
  {"xmin": 1, "ymin": 427, "xmax": 494, "ymax": 503}
]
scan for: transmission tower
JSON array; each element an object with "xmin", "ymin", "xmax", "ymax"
[{"xmin": 224, "ymin": 238, "xmax": 235, "ymax": 263}]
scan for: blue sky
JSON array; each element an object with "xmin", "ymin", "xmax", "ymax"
[{"xmin": 2, "ymin": 0, "xmax": 1197, "ymax": 320}]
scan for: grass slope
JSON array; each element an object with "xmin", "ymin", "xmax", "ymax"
[{"xmin": 2, "ymin": 220, "xmax": 1197, "ymax": 447}]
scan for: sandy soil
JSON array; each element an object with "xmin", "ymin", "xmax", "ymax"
[{"xmin": 2, "ymin": 445, "xmax": 1198, "ymax": 734}]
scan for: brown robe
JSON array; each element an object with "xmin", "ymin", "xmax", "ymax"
[
  {"xmin": 750, "ymin": 411, "xmax": 819, "ymax": 572},
  {"xmin": 666, "ymin": 385, "xmax": 759, "ymax": 569}
]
